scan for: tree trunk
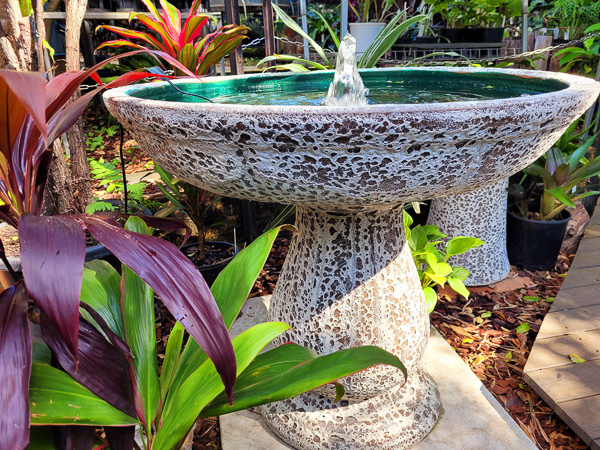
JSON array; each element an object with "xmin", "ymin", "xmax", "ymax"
[
  {"xmin": 42, "ymin": 141, "xmax": 79, "ymax": 216},
  {"xmin": 64, "ymin": 0, "xmax": 93, "ymax": 213},
  {"xmin": 0, "ymin": 0, "xmax": 36, "ymax": 70}
]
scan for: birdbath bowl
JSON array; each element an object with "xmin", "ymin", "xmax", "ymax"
[{"xmin": 105, "ymin": 67, "xmax": 599, "ymax": 449}]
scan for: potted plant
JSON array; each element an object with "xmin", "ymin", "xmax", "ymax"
[
  {"xmin": 348, "ymin": 0, "xmax": 399, "ymax": 54},
  {"xmin": 507, "ymin": 133, "xmax": 600, "ymax": 270},
  {"xmin": 261, "ymin": 5, "xmax": 426, "ymax": 70},
  {"xmin": 96, "ymin": 0, "xmax": 249, "ymax": 76}
]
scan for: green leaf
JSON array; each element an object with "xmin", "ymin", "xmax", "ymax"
[
  {"xmin": 545, "ymin": 186, "xmax": 576, "ymax": 208},
  {"xmin": 481, "ymin": 311, "xmax": 492, "ymax": 318},
  {"xmin": 523, "ymin": 296, "xmax": 540, "ymax": 302},
  {"xmin": 122, "ymin": 216, "xmax": 160, "ymax": 429},
  {"xmin": 359, "ymin": 14, "xmax": 427, "ymax": 68},
  {"xmin": 81, "ymin": 260, "xmax": 126, "ymax": 340},
  {"xmin": 568, "ymin": 353, "xmax": 587, "ymax": 363},
  {"xmin": 546, "ymin": 297, "xmax": 556, "ymax": 303},
  {"xmin": 29, "ymin": 363, "xmax": 138, "ymax": 426},
  {"xmin": 202, "ymin": 345, "xmax": 406, "ymax": 417},
  {"xmin": 155, "ymin": 322, "xmax": 291, "ymax": 450},
  {"xmin": 170, "ymin": 227, "xmax": 285, "ymax": 397},
  {"xmin": 19, "ymin": 0, "xmax": 33, "ymax": 16},
  {"xmin": 272, "ymin": 4, "xmax": 331, "ymax": 67},
  {"xmin": 516, "ymin": 323, "xmax": 530, "ymax": 333},
  {"xmin": 160, "ymin": 322, "xmax": 185, "ymax": 403},
  {"xmin": 504, "ymin": 351, "xmax": 513, "ymax": 362},
  {"xmin": 448, "ymin": 277, "xmax": 470, "ymax": 299},
  {"xmin": 445, "ymin": 237, "xmax": 484, "ymax": 257},
  {"xmin": 423, "ymin": 286, "xmax": 437, "ymax": 313},
  {"xmin": 334, "ymin": 383, "xmax": 345, "ymax": 402},
  {"xmin": 450, "ymin": 267, "xmax": 470, "ymax": 281}
]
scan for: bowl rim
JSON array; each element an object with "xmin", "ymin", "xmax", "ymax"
[{"xmin": 103, "ymin": 66, "xmax": 600, "ymax": 116}]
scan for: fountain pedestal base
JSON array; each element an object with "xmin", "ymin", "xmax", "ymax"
[
  {"xmin": 261, "ymin": 205, "xmax": 439, "ymax": 448},
  {"xmin": 261, "ymin": 366, "xmax": 440, "ymax": 450}
]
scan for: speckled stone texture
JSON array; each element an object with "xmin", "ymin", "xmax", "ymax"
[
  {"xmin": 427, "ymin": 179, "xmax": 510, "ymax": 286},
  {"xmin": 103, "ymin": 68, "xmax": 600, "ymax": 450},
  {"xmin": 261, "ymin": 205, "xmax": 438, "ymax": 448}
]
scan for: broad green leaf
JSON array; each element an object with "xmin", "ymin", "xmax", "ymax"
[
  {"xmin": 450, "ymin": 267, "xmax": 470, "ymax": 282},
  {"xmin": 258, "ymin": 55, "xmax": 328, "ymax": 71},
  {"xmin": 432, "ymin": 261, "xmax": 452, "ymax": 278},
  {"xmin": 202, "ymin": 345, "xmax": 407, "ymax": 417},
  {"xmin": 29, "ymin": 363, "xmax": 138, "ymax": 426},
  {"xmin": 481, "ymin": 311, "xmax": 492, "ymax": 319},
  {"xmin": 516, "ymin": 323, "xmax": 530, "ymax": 333},
  {"xmin": 160, "ymin": 322, "xmax": 185, "ymax": 403},
  {"xmin": 445, "ymin": 236, "xmax": 484, "ymax": 257},
  {"xmin": 409, "ymin": 225, "xmax": 428, "ymax": 252},
  {"xmin": 155, "ymin": 322, "xmax": 290, "ymax": 450},
  {"xmin": 546, "ymin": 297, "xmax": 556, "ymax": 303},
  {"xmin": 448, "ymin": 277, "xmax": 469, "ymax": 299},
  {"xmin": 423, "ymin": 286, "xmax": 437, "ymax": 313},
  {"xmin": 523, "ymin": 296, "xmax": 540, "ymax": 302},
  {"xmin": 170, "ymin": 227, "xmax": 285, "ymax": 398},
  {"xmin": 122, "ymin": 217, "xmax": 160, "ymax": 429},
  {"xmin": 504, "ymin": 351, "xmax": 513, "ymax": 362},
  {"xmin": 81, "ymin": 260, "xmax": 125, "ymax": 340},
  {"xmin": 19, "ymin": 0, "xmax": 33, "ymax": 16},
  {"xmin": 568, "ymin": 353, "xmax": 587, "ymax": 363}
]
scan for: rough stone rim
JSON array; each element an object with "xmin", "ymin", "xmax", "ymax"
[{"xmin": 103, "ymin": 67, "xmax": 600, "ymax": 115}]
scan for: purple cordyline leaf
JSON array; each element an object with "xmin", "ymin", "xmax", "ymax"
[
  {"xmin": 93, "ymin": 212, "xmax": 192, "ymax": 245},
  {"xmin": 55, "ymin": 425, "xmax": 95, "ymax": 450},
  {"xmin": 104, "ymin": 426, "xmax": 136, "ymax": 450},
  {"xmin": 20, "ymin": 215, "xmax": 85, "ymax": 360},
  {"xmin": 80, "ymin": 302, "xmax": 132, "ymax": 357},
  {"xmin": 0, "ymin": 283, "xmax": 31, "ymax": 450},
  {"xmin": 79, "ymin": 214, "xmax": 237, "ymax": 404},
  {"xmin": 39, "ymin": 313, "xmax": 137, "ymax": 418}
]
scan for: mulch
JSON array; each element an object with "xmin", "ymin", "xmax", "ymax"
[{"xmin": 245, "ymin": 242, "xmax": 588, "ymax": 450}]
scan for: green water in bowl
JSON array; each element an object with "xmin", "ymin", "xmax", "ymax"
[{"xmin": 129, "ymin": 69, "xmax": 567, "ymax": 105}]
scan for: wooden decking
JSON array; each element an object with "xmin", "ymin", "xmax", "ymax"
[{"xmin": 524, "ymin": 207, "xmax": 600, "ymax": 450}]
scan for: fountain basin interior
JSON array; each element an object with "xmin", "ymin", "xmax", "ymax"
[
  {"xmin": 105, "ymin": 67, "xmax": 599, "ymax": 212},
  {"xmin": 130, "ymin": 69, "xmax": 568, "ymax": 106}
]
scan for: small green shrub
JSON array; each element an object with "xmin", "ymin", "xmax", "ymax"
[{"xmin": 404, "ymin": 211, "xmax": 484, "ymax": 313}]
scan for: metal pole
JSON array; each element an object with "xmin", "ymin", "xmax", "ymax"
[
  {"xmin": 521, "ymin": 0, "xmax": 528, "ymax": 53},
  {"xmin": 341, "ymin": 0, "xmax": 348, "ymax": 39},
  {"xmin": 300, "ymin": 0, "xmax": 309, "ymax": 61}
]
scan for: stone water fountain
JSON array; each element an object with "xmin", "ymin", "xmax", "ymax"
[{"xmin": 105, "ymin": 36, "xmax": 599, "ymax": 448}]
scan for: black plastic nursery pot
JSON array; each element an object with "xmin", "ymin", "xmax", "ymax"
[
  {"xmin": 483, "ymin": 27, "xmax": 505, "ymax": 43},
  {"xmin": 440, "ymin": 27, "xmax": 464, "ymax": 43},
  {"xmin": 182, "ymin": 241, "xmax": 238, "ymax": 286},
  {"xmin": 506, "ymin": 206, "xmax": 572, "ymax": 271}
]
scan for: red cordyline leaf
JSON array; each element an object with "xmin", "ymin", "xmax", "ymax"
[
  {"xmin": 79, "ymin": 214, "xmax": 237, "ymax": 404},
  {"xmin": 135, "ymin": 13, "xmax": 178, "ymax": 55},
  {"xmin": 20, "ymin": 215, "xmax": 85, "ymax": 361},
  {"xmin": 0, "ymin": 283, "xmax": 31, "ymax": 450},
  {"xmin": 0, "ymin": 70, "xmax": 47, "ymax": 158},
  {"xmin": 39, "ymin": 313, "xmax": 137, "ymax": 418},
  {"xmin": 159, "ymin": 0, "xmax": 182, "ymax": 38},
  {"xmin": 93, "ymin": 211, "xmax": 192, "ymax": 244}
]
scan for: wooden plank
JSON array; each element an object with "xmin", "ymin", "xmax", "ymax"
[
  {"xmin": 525, "ymin": 329, "xmax": 600, "ymax": 371},
  {"xmin": 555, "ymin": 395, "xmax": 600, "ymax": 445},
  {"xmin": 551, "ymin": 283, "xmax": 600, "ymax": 312},
  {"xmin": 559, "ymin": 266, "xmax": 600, "ymax": 290},
  {"xmin": 567, "ymin": 238, "xmax": 600, "ymax": 269},
  {"xmin": 262, "ymin": 0, "xmax": 275, "ymax": 67},
  {"xmin": 524, "ymin": 359, "xmax": 600, "ymax": 408},
  {"xmin": 536, "ymin": 304, "xmax": 600, "ymax": 339},
  {"xmin": 224, "ymin": 0, "xmax": 244, "ymax": 75}
]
